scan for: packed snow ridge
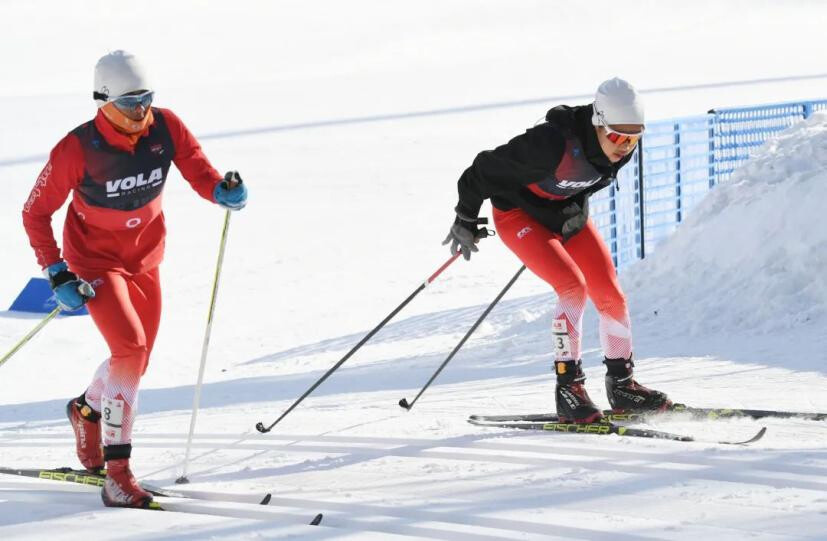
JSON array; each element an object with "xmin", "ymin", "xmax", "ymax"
[{"xmin": 622, "ymin": 112, "xmax": 827, "ymax": 336}]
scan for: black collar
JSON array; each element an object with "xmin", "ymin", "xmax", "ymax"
[{"xmin": 576, "ymin": 105, "xmax": 613, "ymax": 171}]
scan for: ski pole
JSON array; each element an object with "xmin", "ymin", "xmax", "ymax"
[
  {"xmin": 177, "ymin": 209, "xmax": 233, "ymax": 484},
  {"xmin": 0, "ymin": 307, "xmax": 61, "ymax": 368},
  {"xmin": 399, "ymin": 265, "xmax": 526, "ymax": 411},
  {"xmin": 255, "ymin": 252, "xmax": 462, "ymax": 434}
]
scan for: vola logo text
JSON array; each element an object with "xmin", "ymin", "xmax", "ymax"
[
  {"xmin": 559, "ymin": 179, "xmax": 599, "ymax": 189},
  {"xmin": 106, "ymin": 168, "xmax": 163, "ymax": 198}
]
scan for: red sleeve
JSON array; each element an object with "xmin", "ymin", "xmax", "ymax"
[
  {"xmin": 161, "ymin": 108, "xmax": 222, "ymax": 202},
  {"xmin": 22, "ymin": 134, "xmax": 85, "ymax": 269}
]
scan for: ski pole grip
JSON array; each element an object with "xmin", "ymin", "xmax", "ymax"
[
  {"xmin": 222, "ymin": 171, "xmax": 242, "ymax": 190},
  {"xmin": 472, "ymin": 217, "xmax": 495, "ymax": 239},
  {"xmin": 468, "ymin": 216, "xmax": 494, "ymax": 239}
]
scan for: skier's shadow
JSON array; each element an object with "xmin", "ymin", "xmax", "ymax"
[{"xmin": 149, "ymin": 429, "xmax": 827, "ymax": 540}]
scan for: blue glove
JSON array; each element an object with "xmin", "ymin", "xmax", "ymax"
[
  {"xmin": 214, "ymin": 171, "xmax": 248, "ymax": 210},
  {"xmin": 45, "ymin": 261, "xmax": 95, "ymax": 312}
]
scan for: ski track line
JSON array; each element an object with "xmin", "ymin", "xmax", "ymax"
[
  {"xmin": 158, "ymin": 435, "xmax": 827, "ymax": 495},
  {"xmin": 4, "ymin": 431, "xmax": 827, "ymax": 483},
  {"xmin": 246, "ymin": 446, "xmax": 827, "ymax": 494},
  {"xmin": 2, "ymin": 472, "xmax": 815, "ymax": 541},
  {"xmin": 6, "ymin": 439, "xmax": 824, "ymax": 495},
  {"xmin": 260, "ymin": 494, "xmax": 804, "ymax": 541},
  {"xmin": 0, "ymin": 482, "xmax": 802, "ymax": 541},
  {"xmin": 4, "ymin": 421, "xmax": 824, "ymax": 540},
  {"xmin": 0, "ymin": 486, "xmax": 626, "ymax": 541},
  {"xmin": 0, "ymin": 488, "xmax": 319, "ymax": 527}
]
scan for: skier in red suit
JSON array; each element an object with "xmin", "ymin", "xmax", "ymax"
[
  {"xmin": 21, "ymin": 50, "xmax": 248, "ymax": 508},
  {"xmin": 444, "ymin": 78, "xmax": 671, "ymax": 423}
]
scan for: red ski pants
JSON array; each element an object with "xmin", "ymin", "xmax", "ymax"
[
  {"xmin": 76, "ymin": 267, "xmax": 162, "ymax": 446},
  {"xmin": 493, "ymin": 208, "xmax": 632, "ymax": 362}
]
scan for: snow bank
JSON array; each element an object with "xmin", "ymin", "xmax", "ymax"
[{"xmin": 623, "ymin": 112, "xmax": 827, "ymax": 336}]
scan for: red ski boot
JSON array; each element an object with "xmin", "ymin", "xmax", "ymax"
[
  {"xmin": 66, "ymin": 394, "xmax": 104, "ymax": 472},
  {"xmin": 101, "ymin": 445, "xmax": 153, "ymax": 508},
  {"xmin": 555, "ymin": 360, "xmax": 604, "ymax": 423}
]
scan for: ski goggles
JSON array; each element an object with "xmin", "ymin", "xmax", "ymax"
[
  {"xmin": 94, "ymin": 90, "xmax": 154, "ymax": 110},
  {"xmin": 602, "ymin": 123, "xmax": 643, "ymax": 146}
]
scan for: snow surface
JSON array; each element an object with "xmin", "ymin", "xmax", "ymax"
[{"xmin": 2, "ymin": 1, "xmax": 827, "ymax": 539}]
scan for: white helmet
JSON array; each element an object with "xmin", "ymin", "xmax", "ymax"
[
  {"xmin": 93, "ymin": 50, "xmax": 151, "ymax": 108},
  {"xmin": 591, "ymin": 77, "xmax": 644, "ymax": 126}
]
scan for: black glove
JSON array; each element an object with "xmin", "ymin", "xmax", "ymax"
[
  {"xmin": 442, "ymin": 210, "xmax": 491, "ymax": 261},
  {"xmin": 560, "ymin": 195, "xmax": 589, "ymax": 241}
]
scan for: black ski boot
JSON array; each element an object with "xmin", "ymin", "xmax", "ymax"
[
  {"xmin": 555, "ymin": 360, "xmax": 603, "ymax": 423},
  {"xmin": 604, "ymin": 356, "xmax": 671, "ymax": 413}
]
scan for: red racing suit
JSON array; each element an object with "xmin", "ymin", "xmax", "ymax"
[
  {"xmin": 22, "ymin": 107, "xmax": 222, "ymax": 446},
  {"xmin": 23, "ymin": 107, "xmax": 220, "ymax": 272},
  {"xmin": 454, "ymin": 104, "xmax": 634, "ymax": 362}
]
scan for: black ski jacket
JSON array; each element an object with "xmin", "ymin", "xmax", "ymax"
[{"xmin": 454, "ymin": 104, "xmax": 633, "ymax": 238}]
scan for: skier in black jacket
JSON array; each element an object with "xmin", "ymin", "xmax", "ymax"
[{"xmin": 444, "ymin": 78, "xmax": 671, "ymax": 422}]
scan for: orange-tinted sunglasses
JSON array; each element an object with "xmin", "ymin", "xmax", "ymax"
[{"xmin": 604, "ymin": 125, "xmax": 643, "ymax": 146}]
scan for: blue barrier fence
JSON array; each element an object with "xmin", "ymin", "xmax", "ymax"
[{"xmin": 592, "ymin": 98, "xmax": 827, "ymax": 269}]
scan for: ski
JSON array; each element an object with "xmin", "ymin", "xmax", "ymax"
[
  {"xmin": 0, "ymin": 466, "xmax": 324, "ymax": 525},
  {"xmin": 467, "ymin": 418, "xmax": 767, "ymax": 445},
  {"xmin": 0, "ymin": 467, "xmax": 271, "ymax": 504},
  {"xmin": 153, "ymin": 498, "xmax": 324, "ymax": 526},
  {"xmin": 470, "ymin": 412, "xmax": 560, "ymax": 423},
  {"xmin": 668, "ymin": 404, "xmax": 827, "ymax": 421},
  {"xmin": 470, "ymin": 404, "xmax": 827, "ymax": 424}
]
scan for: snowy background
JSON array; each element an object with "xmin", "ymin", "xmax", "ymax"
[{"xmin": 1, "ymin": 0, "xmax": 827, "ymax": 539}]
